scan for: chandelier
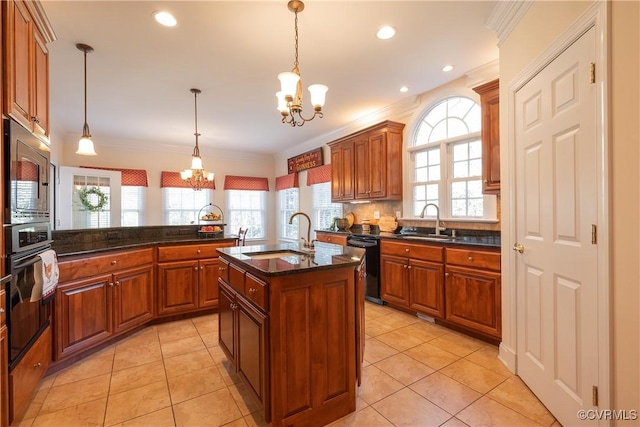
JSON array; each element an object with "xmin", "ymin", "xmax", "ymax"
[
  {"xmin": 76, "ymin": 43, "xmax": 97, "ymax": 155},
  {"xmin": 276, "ymin": 0, "xmax": 327, "ymax": 127},
  {"xmin": 180, "ymin": 88, "xmax": 214, "ymax": 190}
]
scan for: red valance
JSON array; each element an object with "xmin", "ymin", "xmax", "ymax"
[
  {"xmin": 306, "ymin": 164, "xmax": 332, "ymax": 185},
  {"xmin": 161, "ymin": 171, "xmax": 215, "ymax": 189},
  {"xmin": 224, "ymin": 175, "xmax": 269, "ymax": 191},
  {"xmin": 81, "ymin": 166, "xmax": 148, "ymax": 186},
  {"xmin": 275, "ymin": 173, "xmax": 299, "ymax": 191},
  {"xmin": 11, "ymin": 161, "xmax": 39, "ymax": 182}
]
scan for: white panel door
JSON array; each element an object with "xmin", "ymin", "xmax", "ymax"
[{"xmin": 514, "ymin": 26, "xmax": 599, "ymax": 426}]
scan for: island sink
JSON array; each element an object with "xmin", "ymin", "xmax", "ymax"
[{"xmin": 245, "ymin": 250, "xmax": 307, "ymax": 260}]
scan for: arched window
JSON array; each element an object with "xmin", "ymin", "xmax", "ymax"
[{"xmin": 410, "ymin": 96, "xmax": 495, "ymax": 219}]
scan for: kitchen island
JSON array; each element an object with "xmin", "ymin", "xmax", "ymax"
[{"xmin": 216, "ymin": 242, "xmax": 365, "ymax": 427}]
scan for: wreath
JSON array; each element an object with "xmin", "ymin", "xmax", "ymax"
[{"xmin": 78, "ymin": 186, "xmax": 108, "ymax": 212}]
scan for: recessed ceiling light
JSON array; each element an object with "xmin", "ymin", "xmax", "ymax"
[
  {"xmin": 442, "ymin": 65, "xmax": 454, "ymax": 72},
  {"xmin": 154, "ymin": 11, "xmax": 177, "ymax": 27},
  {"xmin": 400, "ymin": 86, "xmax": 409, "ymax": 93},
  {"xmin": 376, "ymin": 26, "xmax": 396, "ymax": 40}
]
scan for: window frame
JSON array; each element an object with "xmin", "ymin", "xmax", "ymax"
[
  {"xmin": 162, "ymin": 187, "xmax": 212, "ymax": 225},
  {"xmin": 121, "ymin": 185, "xmax": 146, "ymax": 226},
  {"xmin": 225, "ymin": 189, "xmax": 268, "ymax": 241},
  {"xmin": 311, "ymin": 181, "xmax": 343, "ymax": 233},
  {"xmin": 277, "ymin": 187, "xmax": 299, "ymax": 242}
]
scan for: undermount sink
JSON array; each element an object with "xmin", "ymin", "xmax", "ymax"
[
  {"xmin": 245, "ymin": 250, "xmax": 308, "ymax": 260},
  {"xmin": 400, "ymin": 235, "xmax": 454, "ymax": 243}
]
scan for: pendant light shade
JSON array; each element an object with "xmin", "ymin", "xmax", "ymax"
[{"xmin": 76, "ymin": 43, "xmax": 96, "ymax": 155}]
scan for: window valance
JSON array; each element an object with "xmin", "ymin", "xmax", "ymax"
[
  {"xmin": 224, "ymin": 175, "xmax": 269, "ymax": 191},
  {"xmin": 275, "ymin": 173, "xmax": 299, "ymax": 191},
  {"xmin": 81, "ymin": 166, "xmax": 149, "ymax": 187},
  {"xmin": 306, "ymin": 164, "xmax": 331, "ymax": 185},
  {"xmin": 160, "ymin": 171, "xmax": 215, "ymax": 189}
]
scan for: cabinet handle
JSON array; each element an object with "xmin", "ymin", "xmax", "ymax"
[
  {"xmin": 111, "ymin": 260, "xmax": 117, "ymax": 265},
  {"xmin": 407, "ymin": 266, "xmax": 412, "ymax": 270},
  {"xmin": 33, "ymin": 362, "xmax": 42, "ymax": 368},
  {"xmin": 32, "ymin": 116, "xmax": 40, "ymax": 124},
  {"xmin": 468, "ymin": 256, "xmax": 474, "ymax": 261},
  {"xmin": 109, "ymin": 282, "xmax": 114, "ymax": 287},
  {"xmin": 248, "ymin": 288, "xmax": 257, "ymax": 294},
  {"xmin": 115, "ymin": 281, "xmax": 120, "ymax": 286},
  {"xmin": 0, "ymin": 308, "xmax": 4, "ymax": 314},
  {"xmin": 218, "ymin": 267, "xmax": 227, "ymax": 272}
]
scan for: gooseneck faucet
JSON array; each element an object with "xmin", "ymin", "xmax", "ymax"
[
  {"xmin": 419, "ymin": 203, "xmax": 445, "ymax": 236},
  {"xmin": 288, "ymin": 211, "xmax": 317, "ymax": 251}
]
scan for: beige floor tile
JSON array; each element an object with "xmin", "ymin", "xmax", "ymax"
[
  {"xmin": 375, "ymin": 329, "xmax": 425, "ymax": 352},
  {"xmin": 53, "ymin": 352, "xmax": 114, "ymax": 386},
  {"xmin": 465, "ymin": 345, "xmax": 514, "ymax": 377},
  {"xmin": 36, "ymin": 374, "xmax": 56, "ymax": 391},
  {"xmin": 363, "ymin": 338, "xmax": 400, "ymax": 364},
  {"xmin": 243, "ymin": 412, "xmax": 270, "ymax": 427},
  {"xmin": 160, "ymin": 334, "xmax": 207, "ymax": 359},
  {"xmin": 163, "ymin": 349, "xmax": 215, "ymax": 378},
  {"xmin": 172, "ymin": 388, "xmax": 243, "ymax": 427},
  {"xmin": 328, "ymin": 406, "xmax": 394, "ymax": 426},
  {"xmin": 193, "ymin": 317, "xmax": 217, "ymax": 334},
  {"xmin": 488, "ymin": 377, "xmax": 555, "ymax": 426},
  {"xmin": 358, "ymin": 365, "xmax": 404, "ymax": 405},
  {"xmin": 11, "ymin": 417, "xmax": 34, "ymax": 427},
  {"xmin": 228, "ymin": 381, "xmax": 261, "ymax": 416},
  {"xmin": 374, "ymin": 353, "xmax": 434, "ymax": 385},
  {"xmin": 410, "ymin": 372, "xmax": 482, "ymax": 414},
  {"xmin": 429, "ymin": 332, "xmax": 485, "ymax": 357},
  {"xmin": 441, "ymin": 417, "xmax": 470, "ymax": 426},
  {"xmin": 457, "ymin": 395, "xmax": 544, "ymax": 427},
  {"xmin": 223, "ymin": 418, "xmax": 250, "ymax": 427},
  {"xmin": 104, "ymin": 381, "xmax": 171, "ymax": 426},
  {"xmin": 200, "ymin": 331, "xmax": 220, "ymax": 348},
  {"xmin": 21, "ymin": 388, "xmax": 50, "ymax": 420},
  {"xmin": 208, "ymin": 343, "xmax": 229, "ymax": 364},
  {"xmin": 383, "ymin": 311, "xmax": 421, "ymax": 329},
  {"xmin": 167, "ymin": 366, "xmax": 227, "ymax": 404},
  {"xmin": 40, "ymin": 373, "xmax": 111, "ymax": 414},
  {"xmin": 218, "ymin": 358, "xmax": 243, "ymax": 386},
  {"xmin": 404, "ymin": 342, "xmax": 461, "ymax": 370},
  {"xmin": 372, "ymin": 387, "xmax": 452, "ymax": 426},
  {"xmin": 157, "ymin": 320, "xmax": 200, "ymax": 344},
  {"xmin": 355, "ymin": 397, "xmax": 369, "ymax": 411},
  {"xmin": 112, "ymin": 341, "xmax": 163, "ymax": 371},
  {"xmin": 397, "ymin": 321, "xmax": 449, "ymax": 342},
  {"xmin": 109, "ymin": 360, "xmax": 167, "ymax": 395},
  {"xmin": 365, "ymin": 318, "xmax": 397, "ymax": 337},
  {"xmin": 440, "ymin": 359, "xmax": 507, "ymax": 394},
  {"xmin": 108, "ymin": 407, "xmax": 175, "ymax": 427},
  {"xmin": 115, "ymin": 327, "xmax": 159, "ymax": 352},
  {"xmin": 32, "ymin": 398, "xmax": 107, "ymax": 427}
]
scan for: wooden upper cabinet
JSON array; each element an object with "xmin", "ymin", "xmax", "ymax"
[
  {"xmin": 329, "ymin": 121, "xmax": 404, "ymax": 203},
  {"xmin": 3, "ymin": 0, "xmax": 54, "ymax": 141},
  {"xmin": 473, "ymin": 79, "xmax": 500, "ymax": 195}
]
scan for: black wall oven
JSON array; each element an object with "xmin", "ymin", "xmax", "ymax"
[
  {"xmin": 3, "ymin": 118, "xmax": 51, "ymax": 224},
  {"xmin": 4, "ymin": 222, "xmax": 52, "ymax": 371}
]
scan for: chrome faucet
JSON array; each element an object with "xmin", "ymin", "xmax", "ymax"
[
  {"xmin": 288, "ymin": 211, "xmax": 317, "ymax": 251},
  {"xmin": 419, "ymin": 203, "xmax": 445, "ymax": 236}
]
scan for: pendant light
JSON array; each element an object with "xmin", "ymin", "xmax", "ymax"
[
  {"xmin": 76, "ymin": 43, "xmax": 96, "ymax": 155},
  {"xmin": 180, "ymin": 88, "xmax": 214, "ymax": 190}
]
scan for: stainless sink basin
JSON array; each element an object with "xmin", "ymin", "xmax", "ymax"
[
  {"xmin": 245, "ymin": 250, "xmax": 308, "ymax": 260},
  {"xmin": 399, "ymin": 235, "xmax": 454, "ymax": 243}
]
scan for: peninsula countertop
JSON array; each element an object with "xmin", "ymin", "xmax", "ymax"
[{"xmin": 216, "ymin": 242, "xmax": 365, "ymax": 277}]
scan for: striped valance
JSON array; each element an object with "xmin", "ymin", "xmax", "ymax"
[
  {"xmin": 306, "ymin": 164, "xmax": 331, "ymax": 185},
  {"xmin": 275, "ymin": 173, "xmax": 299, "ymax": 191}
]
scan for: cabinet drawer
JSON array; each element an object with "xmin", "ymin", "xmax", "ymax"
[
  {"xmin": 446, "ymin": 248, "xmax": 500, "ymax": 271},
  {"xmin": 218, "ymin": 257, "xmax": 230, "ymax": 283},
  {"xmin": 228, "ymin": 262, "xmax": 245, "ymax": 292},
  {"xmin": 316, "ymin": 232, "xmax": 348, "ymax": 246},
  {"xmin": 59, "ymin": 248, "xmax": 154, "ymax": 281},
  {"xmin": 0, "ymin": 287, "xmax": 5, "ymax": 326},
  {"xmin": 245, "ymin": 273, "xmax": 268, "ymax": 312},
  {"xmin": 158, "ymin": 242, "xmax": 235, "ymax": 262},
  {"xmin": 380, "ymin": 240, "xmax": 444, "ymax": 262}
]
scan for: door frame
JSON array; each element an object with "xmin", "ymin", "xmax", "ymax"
[{"xmin": 501, "ymin": 0, "xmax": 610, "ymax": 411}]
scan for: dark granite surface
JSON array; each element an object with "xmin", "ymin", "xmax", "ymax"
[
  {"xmin": 217, "ymin": 242, "xmax": 364, "ymax": 277},
  {"xmin": 52, "ymin": 225, "xmax": 236, "ymax": 257},
  {"xmin": 316, "ymin": 225, "xmax": 501, "ymax": 248}
]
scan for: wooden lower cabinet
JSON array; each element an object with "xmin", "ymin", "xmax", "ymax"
[
  {"xmin": 9, "ymin": 326, "xmax": 51, "ymax": 423},
  {"xmin": 156, "ymin": 260, "xmax": 199, "ymax": 315},
  {"xmin": 55, "ymin": 248, "xmax": 154, "ymax": 360}
]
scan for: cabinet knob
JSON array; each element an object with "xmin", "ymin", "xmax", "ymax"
[
  {"xmin": 33, "ymin": 362, "xmax": 42, "ymax": 368},
  {"xmin": 194, "ymin": 266, "xmax": 199, "ymax": 271},
  {"xmin": 468, "ymin": 256, "xmax": 473, "ymax": 261},
  {"xmin": 0, "ymin": 308, "xmax": 5, "ymax": 314},
  {"xmin": 445, "ymin": 272, "xmax": 450, "ymax": 277},
  {"xmin": 197, "ymin": 249, "xmax": 201, "ymax": 254},
  {"xmin": 407, "ymin": 266, "xmax": 412, "ymax": 270},
  {"xmin": 218, "ymin": 267, "xmax": 227, "ymax": 272},
  {"xmin": 484, "ymin": 180, "xmax": 489, "ymax": 184},
  {"xmin": 111, "ymin": 260, "xmax": 117, "ymax": 265},
  {"xmin": 249, "ymin": 288, "xmax": 257, "ymax": 294},
  {"xmin": 109, "ymin": 282, "xmax": 114, "ymax": 287},
  {"xmin": 405, "ymin": 248, "xmax": 409, "ymax": 252},
  {"xmin": 32, "ymin": 116, "xmax": 40, "ymax": 124},
  {"xmin": 115, "ymin": 281, "xmax": 120, "ymax": 286}
]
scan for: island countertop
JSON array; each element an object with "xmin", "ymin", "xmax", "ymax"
[{"xmin": 216, "ymin": 242, "xmax": 364, "ymax": 277}]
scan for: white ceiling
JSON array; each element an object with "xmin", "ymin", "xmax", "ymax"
[{"xmin": 42, "ymin": 1, "xmax": 499, "ymax": 156}]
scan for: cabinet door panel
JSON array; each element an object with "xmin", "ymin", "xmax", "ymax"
[
  {"xmin": 368, "ymin": 132, "xmax": 387, "ymax": 198},
  {"xmin": 354, "ymin": 138, "xmax": 370, "ymax": 199},
  {"xmin": 341, "ymin": 143, "xmax": 355, "ymax": 200},
  {"xmin": 237, "ymin": 296, "xmax": 268, "ymax": 407},
  {"xmin": 218, "ymin": 280, "xmax": 236, "ymax": 365},
  {"xmin": 6, "ymin": 0, "xmax": 32, "ymax": 127},
  {"xmin": 380, "ymin": 255, "xmax": 409, "ymax": 307},
  {"xmin": 445, "ymin": 266, "xmax": 501, "ymax": 339},
  {"xmin": 409, "ymin": 259, "xmax": 445, "ymax": 318},
  {"xmin": 32, "ymin": 25, "xmax": 49, "ymax": 139},
  {"xmin": 55, "ymin": 274, "xmax": 112, "ymax": 359},
  {"xmin": 199, "ymin": 258, "xmax": 221, "ymax": 308},
  {"xmin": 113, "ymin": 265, "xmax": 154, "ymax": 334},
  {"xmin": 156, "ymin": 261, "xmax": 199, "ymax": 315}
]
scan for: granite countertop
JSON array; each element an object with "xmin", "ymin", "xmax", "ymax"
[{"xmin": 217, "ymin": 242, "xmax": 364, "ymax": 277}]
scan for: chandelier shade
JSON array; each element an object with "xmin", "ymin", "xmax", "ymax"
[
  {"xmin": 76, "ymin": 43, "xmax": 96, "ymax": 156},
  {"xmin": 182, "ymin": 88, "xmax": 214, "ymax": 190},
  {"xmin": 276, "ymin": 0, "xmax": 327, "ymax": 127}
]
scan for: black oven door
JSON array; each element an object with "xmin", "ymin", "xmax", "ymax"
[{"xmin": 7, "ymin": 246, "xmax": 52, "ymax": 371}]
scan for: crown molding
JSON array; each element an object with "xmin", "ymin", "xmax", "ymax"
[{"xmin": 486, "ymin": 0, "xmax": 534, "ymax": 47}]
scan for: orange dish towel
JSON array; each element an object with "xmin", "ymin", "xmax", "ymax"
[{"xmin": 31, "ymin": 249, "xmax": 59, "ymax": 304}]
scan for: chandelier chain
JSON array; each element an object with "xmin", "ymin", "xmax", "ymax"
[
  {"xmin": 193, "ymin": 89, "xmax": 200, "ymax": 157},
  {"xmin": 293, "ymin": 9, "xmax": 299, "ymax": 70}
]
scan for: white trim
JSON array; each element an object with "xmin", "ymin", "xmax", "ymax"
[
  {"xmin": 504, "ymin": 0, "xmax": 610, "ymax": 413},
  {"xmin": 486, "ymin": 0, "xmax": 534, "ymax": 47}
]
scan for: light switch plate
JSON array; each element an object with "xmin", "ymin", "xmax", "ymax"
[{"xmin": 373, "ymin": 211, "xmax": 380, "ymax": 219}]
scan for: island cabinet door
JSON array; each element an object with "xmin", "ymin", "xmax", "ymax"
[
  {"xmin": 112, "ymin": 265, "xmax": 154, "ymax": 335},
  {"xmin": 198, "ymin": 258, "xmax": 221, "ymax": 308},
  {"xmin": 380, "ymin": 254, "xmax": 409, "ymax": 307},
  {"xmin": 156, "ymin": 260, "xmax": 199, "ymax": 316},
  {"xmin": 408, "ymin": 259, "xmax": 445, "ymax": 319},
  {"xmin": 55, "ymin": 273, "xmax": 113, "ymax": 360},
  {"xmin": 218, "ymin": 280, "xmax": 236, "ymax": 366}
]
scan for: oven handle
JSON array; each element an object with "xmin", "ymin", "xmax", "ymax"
[{"xmin": 14, "ymin": 255, "xmax": 43, "ymax": 270}]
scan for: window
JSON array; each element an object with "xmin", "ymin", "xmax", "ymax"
[
  {"xmin": 73, "ymin": 176, "xmax": 112, "ymax": 228},
  {"xmin": 278, "ymin": 188, "xmax": 299, "ymax": 241},
  {"xmin": 121, "ymin": 186, "xmax": 145, "ymax": 226},
  {"xmin": 312, "ymin": 182, "xmax": 342, "ymax": 230},
  {"xmin": 226, "ymin": 190, "xmax": 266, "ymax": 240},
  {"xmin": 163, "ymin": 188, "xmax": 212, "ymax": 225},
  {"xmin": 411, "ymin": 95, "xmax": 495, "ymax": 219}
]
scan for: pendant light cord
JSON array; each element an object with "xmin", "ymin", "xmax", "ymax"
[{"xmin": 193, "ymin": 89, "xmax": 201, "ymax": 157}]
